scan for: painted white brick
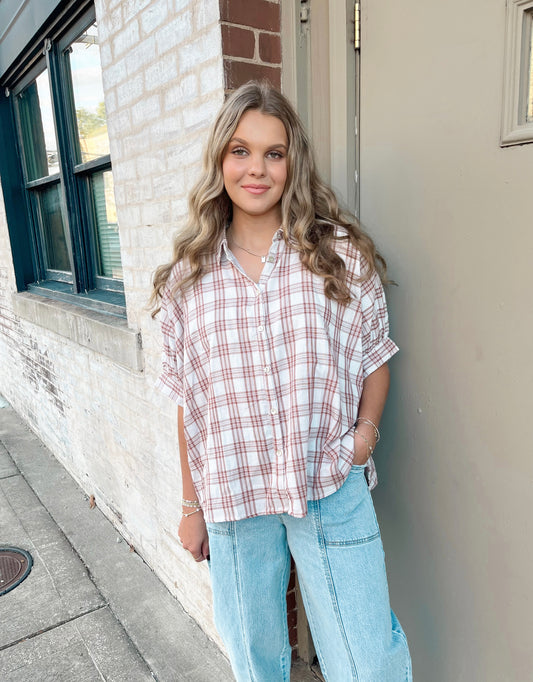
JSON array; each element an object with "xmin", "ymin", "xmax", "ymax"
[
  {"xmin": 145, "ymin": 53, "xmax": 178, "ymax": 91},
  {"xmin": 193, "ymin": 0, "xmax": 219, "ymax": 32},
  {"xmin": 182, "ymin": 97, "xmax": 220, "ymax": 131},
  {"xmin": 123, "ymin": 0, "xmax": 153, "ymax": 21},
  {"xmin": 102, "ymin": 56, "xmax": 129, "ymax": 89},
  {"xmin": 131, "ymin": 94, "xmax": 161, "ymax": 127},
  {"xmin": 116, "ymin": 72, "xmax": 144, "ymax": 106},
  {"xmin": 113, "ymin": 19, "xmax": 140, "ymax": 57},
  {"xmin": 200, "ymin": 60, "xmax": 224, "ymax": 95},
  {"xmin": 104, "ymin": 87, "xmax": 118, "ymax": 115},
  {"xmin": 174, "ymin": 0, "xmax": 192, "ymax": 13},
  {"xmin": 125, "ymin": 36, "xmax": 157, "ymax": 77},
  {"xmin": 167, "ymin": 137, "xmax": 204, "ymax": 169},
  {"xmin": 100, "ymin": 41, "xmax": 113, "ymax": 68},
  {"xmin": 153, "ymin": 169, "xmax": 185, "ymax": 197},
  {"xmin": 178, "ymin": 25, "xmax": 221, "ymax": 74},
  {"xmin": 0, "ymin": 0, "xmax": 226, "ymax": 652},
  {"xmin": 164, "ymin": 73, "xmax": 197, "ymax": 111},
  {"xmin": 140, "ymin": 0, "xmax": 169, "ymax": 35},
  {"xmin": 135, "ymin": 149, "xmax": 167, "ymax": 177},
  {"xmin": 155, "ymin": 12, "xmax": 193, "ymax": 56},
  {"xmin": 141, "ymin": 202, "xmax": 172, "ymax": 225},
  {"xmin": 97, "ymin": 5, "xmax": 123, "ymax": 42}
]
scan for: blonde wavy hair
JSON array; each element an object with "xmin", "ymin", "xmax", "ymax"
[{"xmin": 151, "ymin": 81, "xmax": 387, "ymax": 315}]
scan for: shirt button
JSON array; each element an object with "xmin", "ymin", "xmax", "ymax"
[
  {"xmin": 257, "ymin": 325, "xmax": 264, "ymax": 333},
  {"xmin": 264, "ymin": 366, "xmax": 271, "ymax": 374},
  {"xmin": 276, "ymin": 449, "xmax": 283, "ymax": 457},
  {"xmin": 270, "ymin": 406, "xmax": 278, "ymax": 415}
]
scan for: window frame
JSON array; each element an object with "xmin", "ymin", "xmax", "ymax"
[
  {"xmin": 4, "ymin": 2, "xmax": 125, "ymax": 314},
  {"xmin": 501, "ymin": 0, "xmax": 533, "ymax": 146}
]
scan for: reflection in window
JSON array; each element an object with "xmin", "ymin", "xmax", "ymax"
[
  {"xmin": 91, "ymin": 171, "xmax": 122, "ymax": 279},
  {"xmin": 39, "ymin": 185, "xmax": 70, "ymax": 272},
  {"xmin": 69, "ymin": 22, "xmax": 110, "ymax": 163},
  {"xmin": 17, "ymin": 70, "xmax": 60, "ymax": 180}
]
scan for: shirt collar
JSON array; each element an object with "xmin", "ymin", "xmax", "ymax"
[{"xmin": 216, "ymin": 226, "xmax": 285, "ymax": 263}]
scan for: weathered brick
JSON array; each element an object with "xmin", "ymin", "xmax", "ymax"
[
  {"xmin": 145, "ymin": 52, "xmax": 178, "ymax": 90},
  {"xmin": 131, "ymin": 94, "xmax": 161, "ymax": 127},
  {"xmin": 113, "ymin": 18, "xmax": 140, "ymax": 57},
  {"xmin": 0, "ymin": 0, "xmax": 227, "ymax": 654},
  {"xmin": 140, "ymin": 0, "xmax": 169, "ymax": 35},
  {"xmin": 155, "ymin": 12, "xmax": 193, "ymax": 55},
  {"xmin": 164, "ymin": 72, "xmax": 198, "ymax": 111},
  {"xmin": 219, "ymin": 0, "xmax": 280, "ymax": 31},
  {"xmin": 258, "ymin": 31, "xmax": 281, "ymax": 64},
  {"xmin": 221, "ymin": 24, "xmax": 255, "ymax": 60},
  {"xmin": 200, "ymin": 60, "xmax": 224, "ymax": 95},
  {"xmin": 224, "ymin": 58, "xmax": 281, "ymax": 90}
]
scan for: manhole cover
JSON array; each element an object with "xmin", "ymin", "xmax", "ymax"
[{"xmin": 0, "ymin": 547, "xmax": 33, "ymax": 596}]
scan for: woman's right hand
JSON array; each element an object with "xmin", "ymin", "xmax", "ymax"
[{"xmin": 178, "ymin": 510, "xmax": 210, "ymax": 562}]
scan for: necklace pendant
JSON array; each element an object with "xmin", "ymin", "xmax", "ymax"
[{"xmin": 261, "ymin": 256, "xmax": 266, "ymax": 263}]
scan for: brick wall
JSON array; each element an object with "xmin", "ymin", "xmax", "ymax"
[
  {"xmin": 0, "ymin": 0, "xmax": 226, "ymax": 647},
  {"xmin": 219, "ymin": 0, "xmax": 281, "ymax": 91}
]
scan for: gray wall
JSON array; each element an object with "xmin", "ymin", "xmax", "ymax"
[{"xmin": 360, "ymin": 1, "xmax": 533, "ymax": 680}]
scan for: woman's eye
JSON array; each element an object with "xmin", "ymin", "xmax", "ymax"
[
  {"xmin": 231, "ymin": 147, "xmax": 248, "ymax": 156},
  {"xmin": 267, "ymin": 151, "xmax": 284, "ymax": 160}
]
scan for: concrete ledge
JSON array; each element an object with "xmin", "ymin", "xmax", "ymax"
[{"xmin": 12, "ymin": 292, "xmax": 144, "ymax": 372}]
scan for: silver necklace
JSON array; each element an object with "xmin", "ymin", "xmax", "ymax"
[{"xmin": 230, "ymin": 238, "xmax": 269, "ymax": 263}]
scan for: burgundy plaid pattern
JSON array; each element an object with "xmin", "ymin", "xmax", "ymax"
[{"xmin": 157, "ymin": 229, "xmax": 398, "ymax": 522}]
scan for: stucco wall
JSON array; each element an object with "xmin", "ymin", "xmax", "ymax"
[
  {"xmin": 360, "ymin": 1, "xmax": 533, "ymax": 679},
  {"xmin": 0, "ymin": 0, "xmax": 225, "ymax": 644}
]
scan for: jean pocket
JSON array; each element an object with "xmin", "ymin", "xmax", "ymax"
[
  {"xmin": 317, "ymin": 471, "xmax": 380, "ymax": 546},
  {"xmin": 206, "ymin": 521, "xmax": 234, "ymax": 536}
]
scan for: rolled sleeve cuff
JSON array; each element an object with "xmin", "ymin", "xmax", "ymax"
[
  {"xmin": 362, "ymin": 337, "xmax": 399, "ymax": 378},
  {"xmin": 155, "ymin": 374, "xmax": 184, "ymax": 405}
]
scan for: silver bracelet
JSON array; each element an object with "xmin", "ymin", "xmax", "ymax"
[
  {"xmin": 182, "ymin": 498, "xmax": 201, "ymax": 508},
  {"xmin": 182, "ymin": 507, "xmax": 202, "ymax": 518},
  {"xmin": 356, "ymin": 417, "xmax": 380, "ymax": 443},
  {"xmin": 354, "ymin": 429, "xmax": 374, "ymax": 456}
]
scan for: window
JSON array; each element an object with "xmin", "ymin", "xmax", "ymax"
[
  {"xmin": 3, "ymin": 4, "xmax": 124, "ymax": 313},
  {"xmin": 501, "ymin": 0, "xmax": 533, "ymax": 146}
]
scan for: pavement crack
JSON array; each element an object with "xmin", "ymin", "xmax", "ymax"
[{"xmin": 0, "ymin": 603, "xmax": 109, "ymax": 653}]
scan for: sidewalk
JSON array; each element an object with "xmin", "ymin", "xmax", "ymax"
[{"xmin": 0, "ymin": 397, "xmax": 318, "ymax": 681}]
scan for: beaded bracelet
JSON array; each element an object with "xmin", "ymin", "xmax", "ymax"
[
  {"xmin": 354, "ymin": 429, "xmax": 374, "ymax": 456},
  {"xmin": 182, "ymin": 507, "xmax": 202, "ymax": 518},
  {"xmin": 182, "ymin": 498, "xmax": 201, "ymax": 508},
  {"xmin": 356, "ymin": 417, "xmax": 380, "ymax": 443}
]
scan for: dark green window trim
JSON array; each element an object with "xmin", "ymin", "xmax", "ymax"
[{"xmin": 0, "ymin": 1, "xmax": 125, "ymax": 316}]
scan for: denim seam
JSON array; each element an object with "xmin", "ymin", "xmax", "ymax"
[
  {"xmin": 392, "ymin": 623, "xmax": 412, "ymax": 682},
  {"xmin": 313, "ymin": 502, "xmax": 359, "ymax": 681},
  {"xmin": 233, "ymin": 523, "xmax": 257, "ymax": 682},
  {"xmin": 324, "ymin": 530, "xmax": 381, "ymax": 547},
  {"xmin": 279, "ymin": 553, "xmax": 292, "ymax": 682},
  {"xmin": 208, "ymin": 527, "xmax": 232, "ymax": 536}
]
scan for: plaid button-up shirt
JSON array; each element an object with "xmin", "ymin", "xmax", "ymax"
[{"xmin": 157, "ymin": 229, "xmax": 398, "ymax": 522}]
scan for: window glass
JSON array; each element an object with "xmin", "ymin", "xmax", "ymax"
[
  {"xmin": 91, "ymin": 170, "xmax": 122, "ymax": 279},
  {"xmin": 17, "ymin": 70, "xmax": 60, "ymax": 180},
  {"xmin": 69, "ymin": 22, "xmax": 110, "ymax": 163},
  {"xmin": 39, "ymin": 185, "xmax": 71, "ymax": 272}
]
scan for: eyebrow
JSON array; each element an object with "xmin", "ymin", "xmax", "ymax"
[{"xmin": 229, "ymin": 137, "xmax": 288, "ymax": 150}]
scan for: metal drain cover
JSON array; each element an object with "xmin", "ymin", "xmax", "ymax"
[{"xmin": 0, "ymin": 547, "xmax": 33, "ymax": 596}]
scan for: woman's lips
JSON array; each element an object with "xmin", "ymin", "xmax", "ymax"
[{"xmin": 242, "ymin": 184, "xmax": 270, "ymax": 194}]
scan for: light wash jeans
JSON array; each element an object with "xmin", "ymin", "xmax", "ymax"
[{"xmin": 206, "ymin": 465, "xmax": 412, "ymax": 682}]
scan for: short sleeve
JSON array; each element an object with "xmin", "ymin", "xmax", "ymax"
[
  {"xmin": 359, "ymin": 268, "xmax": 399, "ymax": 378},
  {"xmin": 155, "ymin": 281, "xmax": 184, "ymax": 404}
]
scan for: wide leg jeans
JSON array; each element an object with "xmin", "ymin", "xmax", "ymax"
[{"xmin": 206, "ymin": 465, "xmax": 412, "ymax": 682}]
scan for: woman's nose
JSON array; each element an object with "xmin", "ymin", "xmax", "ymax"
[{"xmin": 247, "ymin": 155, "xmax": 266, "ymax": 176}]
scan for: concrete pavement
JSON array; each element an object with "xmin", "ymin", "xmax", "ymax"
[{"xmin": 0, "ymin": 397, "xmax": 319, "ymax": 682}]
